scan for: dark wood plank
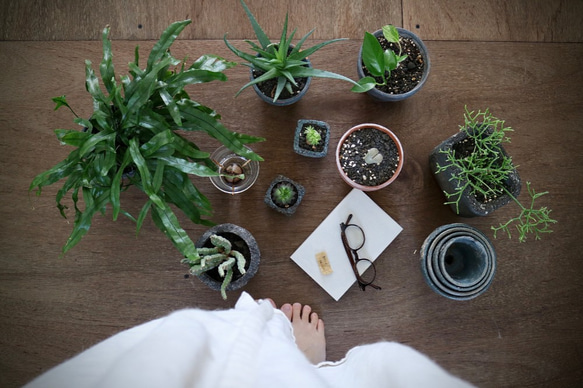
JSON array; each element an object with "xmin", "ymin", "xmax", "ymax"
[
  {"xmin": 0, "ymin": 0, "xmax": 401, "ymax": 41},
  {"xmin": 1, "ymin": 38, "xmax": 582, "ymax": 388},
  {"xmin": 404, "ymin": 0, "xmax": 583, "ymax": 42}
]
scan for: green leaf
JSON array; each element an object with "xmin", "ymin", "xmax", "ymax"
[
  {"xmin": 150, "ymin": 202, "xmax": 198, "ymax": 258},
  {"xmin": 178, "ymin": 100, "xmax": 265, "ymax": 161},
  {"xmin": 351, "ymin": 77, "xmax": 377, "ymax": 92},
  {"xmin": 384, "ymin": 49, "xmax": 398, "ymax": 71},
  {"xmin": 99, "ymin": 25, "xmax": 116, "ymax": 94},
  {"xmin": 146, "ymin": 20, "xmax": 191, "ymax": 72},
  {"xmin": 190, "ymin": 54, "xmax": 237, "ymax": 72},
  {"xmin": 156, "ymin": 156, "xmax": 218, "ymax": 177},
  {"xmin": 239, "ymin": 0, "xmax": 271, "ymax": 49},
  {"xmin": 382, "ymin": 25, "xmax": 400, "ymax": 44},
  {"xmin": 289, "ymin": 38, "xmax": 346, "ymax": 62},
  {"xmin": 129, "ymin": 138, "xmax": 164, "ymax": 208},
  {"xmin": 361, "ymin": 32, "xmax": 385, "ymax": 77},
  {"xmin": 291, "ymin": 67, "xmax": 359, "ymax": 86},
  {"xmin": 136, "ymin": 200, "xmax": 153, "ymax": 235},
  {"xmin": 111, "ymin": 148, "xmax": 133, "ymax": 221}
]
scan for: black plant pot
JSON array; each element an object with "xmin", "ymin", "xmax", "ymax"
[
  {"xmin": 420, "ymin": 223, "xmax": 496, "ymax": 301},
  {"xmin": 429, "ymin": 130, "xmax": 521, "ymax": 217},
  {"xmin": 264, "ymin": 175, "xmax": 305, "ymax": 215},
  {"xmin": 293, "ymin": 119, "xmax": 330, "ymax": 158},
  {"xmin": 357, "ymin": 27, "xmax": 430, "ymax": 102},
  {"xmin": 195, "ymin": 223, "xmax": 260, "ymax": 294}
]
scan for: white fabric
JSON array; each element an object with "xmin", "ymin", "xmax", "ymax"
[{"xmin": 25, "ymin": 292, "xmax": 474, "ymax": 388}]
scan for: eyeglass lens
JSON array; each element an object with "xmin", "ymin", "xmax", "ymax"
[{"xmin": 344, "ymin": 224, "xmax": 365, "ymax": 250}]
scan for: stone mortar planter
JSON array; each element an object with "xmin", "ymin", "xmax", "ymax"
[
  {"xmin": 195, "ymin": 223, "xmax": 260, "ymax": 294},
  {"xmin": 429, "ymin": 129, "xmax": 521, "ymax": 217}
]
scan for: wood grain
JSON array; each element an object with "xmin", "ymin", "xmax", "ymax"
[
  {"xmin": 0, "ymin": 0, "xmax": 401, "ymax": 41},
  {"xmin": 404, "ymin": 0, "xmax": 583, "ymax": 42},
  {"xmin": 1, "ymin": 29, "xmax": 582, "ymax": 388}
]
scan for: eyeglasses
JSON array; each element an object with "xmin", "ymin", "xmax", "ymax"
[{"xmin": 340, "ymin": 214, "xmax": 381, "ymax": 291}]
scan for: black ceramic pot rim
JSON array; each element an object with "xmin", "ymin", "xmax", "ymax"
[{"xmin": 430, "ymin": 230, "xmax": 494, "ymax": 293}]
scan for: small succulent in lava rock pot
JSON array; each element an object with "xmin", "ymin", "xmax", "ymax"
[
  {"xmin": 293, "ymin": 119, "xmax": 330, "ymax": 158},
  {"xmin": 336, "ymin": 123, "xmax": 404, "ymax": 191},
  {"xmin": 264, "ymin": 175, "xmax": 305, "ymax": 215}
]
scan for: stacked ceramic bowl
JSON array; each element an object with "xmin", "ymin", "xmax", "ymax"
[{"xmin": 420, "ymin": 223, "xmax": 496, "ymax": 300}]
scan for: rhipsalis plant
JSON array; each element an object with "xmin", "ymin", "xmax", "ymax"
[
  {"xmin": 224, "ymin": 0, "xmax": 362, "ymax": 102},
  {"xmin": 491, "ymin": 182, "xmax": 557, "ymax": 242},
  {"xmin": 352, "ymin": 25, "xmax": 409, "ymax": 92},
  {"xmin": 435, "ymin": 107, "xmax": 556, "ymax": 242},
  {"xmin": 29, "ymin": 20, "xmax": 265, "ymax": 258},
  {"xmin": 304, "ymin": 125, "xmax": 321, "ymax": 148},
  {"xmin": 182, "ymin": 235, "xmax": 247, "ymax": 299}
]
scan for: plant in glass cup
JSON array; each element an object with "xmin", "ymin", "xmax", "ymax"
[{"xmin": 224, "ymin": 0, "xmax": 363, "ymax": 103}]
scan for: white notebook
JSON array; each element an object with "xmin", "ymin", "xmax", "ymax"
[{"xmin": 291, "ymin": 189, "xmax": 403, "ymax": 301}]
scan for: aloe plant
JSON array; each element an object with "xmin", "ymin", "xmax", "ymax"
[
  {"xmin": 29, "ymin": 20, "xmax": 265, "ymax": 259},
  {"xmin": 224, "ymin": 0, "xmax": 364, "ymax": 102}
]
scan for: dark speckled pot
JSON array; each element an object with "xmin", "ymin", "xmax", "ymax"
[{"xmin": 195, "ymin": 223, "xmax": 260, "ymax": 295}]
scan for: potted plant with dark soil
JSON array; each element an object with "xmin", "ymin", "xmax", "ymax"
[
  {"xmin": 183, "ymin": 223, "xmax": 260, "ymax": 299},
  {"xmin": 209, "ymin": 145, "xmax": 260, "ymax": 194},
  {"xmin": 430, "ymin": 107, "xmax": 557, "ymax": 242},
  {"xmin": 224, "ymin": 0, "xmax": 360, "ymax": 106},
  {"xmin": 264, "ymin": 175, "xmax": 305, "ymax": 215},
  {"xmin": 293, "ymin": 119, "xmax": 330, "ymax": 158},
  {"xmin": 352, "ymin": 25, "xmax": 430, "ymax": 101},
  {"xmin": 336, "ymin": 123, "xmax": 404, "ymax": 191},
  {"xmin": 29, "ymin": 20, "xmax": 265, "ymax": 259}
]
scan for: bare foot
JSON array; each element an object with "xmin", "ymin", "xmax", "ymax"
[{"xmin": 280, "ymin": 302, "xmax": 326, "ymax": 364}]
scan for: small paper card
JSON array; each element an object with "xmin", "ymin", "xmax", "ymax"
[{"xmin": 291, "ymin": 188, "xmax": 403, "ymax": 301}]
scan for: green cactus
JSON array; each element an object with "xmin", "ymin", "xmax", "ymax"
[
  {"xmin": 272, "ymin": 183, "xmax": 297, "ymax": 207},
  {"xmin": 182, "ymin": 234, "xmax": 247, "ymax": 299},
  {"xmin": 304, "ymin": 125, "xmax": 322, "ymax": 147}
]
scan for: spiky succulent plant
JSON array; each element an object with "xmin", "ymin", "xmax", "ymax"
[{"xmin": 272, "ymin": 183, "xmax": 297, "ymax": 207}]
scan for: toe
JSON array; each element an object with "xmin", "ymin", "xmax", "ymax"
[
  {"xmin": 302, "ymin": 305, "xmax": 312, "ymax": 322},
  {"xmin": 281, "ymin": 303, "xmax": 293, "ymax": 320},
  {"xmin": 292, "ymin": 302, "xmax": 303, "ymax": 321}
]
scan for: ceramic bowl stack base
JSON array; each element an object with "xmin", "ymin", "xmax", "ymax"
[{"xmin": 420, "ymin": 223, "xmax": 496, "ymax": 300}]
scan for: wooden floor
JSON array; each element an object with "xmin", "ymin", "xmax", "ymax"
[{"xmin": 1, "ymin": 1, "xmax": 582, "ymax": 387}]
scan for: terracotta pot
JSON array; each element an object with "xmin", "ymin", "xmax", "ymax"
[
  {"xmin": 357, "ymin": 27, "xmax": 430, "ymax": 102},
  {"xmin": 335, "ymin": 123, "xmax": 404, "ymax": 191}
]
